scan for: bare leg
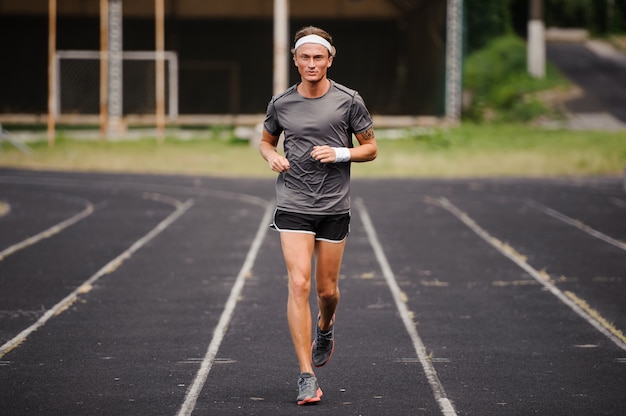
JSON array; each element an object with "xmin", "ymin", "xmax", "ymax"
[
  {"xmin": 315, "ymin": 239, "xmax": 346, "ymax": 331},
  {"xmin": 280, "ymin": 232, "xmax": 316, "ymax": 374}
]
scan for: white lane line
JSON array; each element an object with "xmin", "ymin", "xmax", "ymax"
[
  {"xmin": 176, "ymin": 201, "xmax": 274, "ymax": 416},
  {"xmin": 0, "ymin": 194, "xmax": 94, "ymax": 261},
  {"xmin": 0, "ymin": 200, "xmax": 9, "ymax": 217},
  {"xmin": 355, "ymin": 198, "xmax": 457, "ymax": 416},
  {"xmin": 0, "ymin": 198, "xmax": 195, "ymax": 359},
  {"xmin": 526, "ymin": 199, "xmax": 626, "ymax": 252},
  {"xmin": 433, "ymin": 197, "xmax": 626, "ymax": 352}
]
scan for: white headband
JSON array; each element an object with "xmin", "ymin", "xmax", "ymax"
[{"xmin": 294, "ymin": 34, "xmax": 332, "ymax": 54}]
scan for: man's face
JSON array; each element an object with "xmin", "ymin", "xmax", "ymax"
[{"xmin": 293, "ymin": 43, "xmax": 333, "ymax": 83}]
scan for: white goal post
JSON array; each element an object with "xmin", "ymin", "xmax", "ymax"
[{"xmin": 54, "ymin": 50, "xmax": 178, "ymax": 120}]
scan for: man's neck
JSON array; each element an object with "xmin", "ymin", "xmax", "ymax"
[{"xmin": 298, "ymin": 78, "xmax": 331, "ymax": 98}]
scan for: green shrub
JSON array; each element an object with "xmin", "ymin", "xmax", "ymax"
[
  {"xmin": 464, "ymin": 35, "xmax": 527, "ymax": 94},
  {"xmin": 463, "ymin": 34, "xmax": 568, "ymax": 122}
]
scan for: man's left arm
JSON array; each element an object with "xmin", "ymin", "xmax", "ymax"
[{"xmin": 351, "ymin": 127, "xmax": 377, "ymax": 162}]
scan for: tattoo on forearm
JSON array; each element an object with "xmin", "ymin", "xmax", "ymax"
[{"xmin": 361, "ymin": 128, "xmax": 375, "ymax": 141}]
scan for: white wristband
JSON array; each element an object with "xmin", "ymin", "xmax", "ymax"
[{"xmin": 333, "ymin": 147, "xmax": 351, "ymax": 163}]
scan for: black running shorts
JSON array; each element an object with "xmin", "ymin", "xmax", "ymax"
[{"xmin": 271, "ymin": 209, "xmax": 350, "ymax": 243}]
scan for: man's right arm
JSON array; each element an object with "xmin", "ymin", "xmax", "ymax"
[{"xmin": 259, "ymin": 129, "xmax": 290, "ymax": 173}]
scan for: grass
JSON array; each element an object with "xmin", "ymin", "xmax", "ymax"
[
  {"xmin": 1, "ymin": 123, "xmax": 625, "ymax": 178},
  {"xmin": 363, "ymin": 124, "xmax": 626, "ymax": 178}
]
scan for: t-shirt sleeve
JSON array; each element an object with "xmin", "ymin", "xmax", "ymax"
[
  {"xmin": 349, "ymin": 92, "xmax": 373, "ymax": 135},
  {"xmin": 263, "ymin": 99, "xmax": 283, "ymax": 137}
]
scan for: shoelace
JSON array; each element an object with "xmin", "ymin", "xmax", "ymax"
[
  {"xmin": 299, "ymin": 375, "xmax": 316, "ymax": 390},
  {"xmin": 315, "ymin": 327, "xmax": 333, "ymax": 349}
]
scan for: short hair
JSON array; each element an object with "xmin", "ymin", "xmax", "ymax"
[{"xmin": 291, "ymin": 26, "xmax": 336, "ymax": 57}]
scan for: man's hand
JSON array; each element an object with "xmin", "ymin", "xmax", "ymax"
[
  {"xmin": 268, "ymin": 154, "xmax": 290, "ymax": 172},
  {"xmin": 311, "ymin": 145, "xmax": 336, "ymax": 163}
]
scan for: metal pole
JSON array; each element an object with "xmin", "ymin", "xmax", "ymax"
[
  {"xmin": 168, "ymin": 52, "xmax": 178, "ymax": 119},
  {"xmin": 47, "ymin": 0, "xmax": 57, "ymax": 146},
  {"xmin": 100, "ymin": 0, "xmax": 109, "ymax": 139},
  {"xmin": 528, "ymin": 0, "xmax": 545, "ymax": 78},
  {"xmin": 445, "ymin": 0, "xmax": 463, "ymax": 123},
  {"xmin": 108, "ymin": 0, "xmax": 123, "ymax": 135},
  {"xmin": 273, "ymin": 0, "xmax": 289, "ymax": 96},
  {"xmin": 155, "ymin": 0, "xmax": 165, "ymax": 141}
]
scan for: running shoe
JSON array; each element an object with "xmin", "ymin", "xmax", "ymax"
[
  {"xmin": 311, "ymin": 314, "xmax": 335, "ymax": 367},
  {"xmin": 297, "ymin": 372, "xmax": 322, "ymax": 405}
]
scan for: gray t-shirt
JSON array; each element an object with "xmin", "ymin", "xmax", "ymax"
[{"xmin": 264, "ymin": 80, "xmax": 373, "ymax": 214}]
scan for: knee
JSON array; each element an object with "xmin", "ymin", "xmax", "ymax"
[
  {"xmin": 289, "ymin": 275, "xmax": 311, "ymax": 298},
  {"xmin": 317, "ymin": 286, "xmax": 339, "ymax": 302}
]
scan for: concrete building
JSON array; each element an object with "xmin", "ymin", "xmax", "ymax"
[{"xmin": 0, "ymin": 0, "xmax": 463, "ymax": 128}]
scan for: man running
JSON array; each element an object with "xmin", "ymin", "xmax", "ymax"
[{"xmin": 259, "ymin": 26, "xmax": 378, "ymax": 405}]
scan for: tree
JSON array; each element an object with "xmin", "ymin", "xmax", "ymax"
[{"xmin": 465, "ymin": 0, "xmax": 512, "ymax": 53}]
